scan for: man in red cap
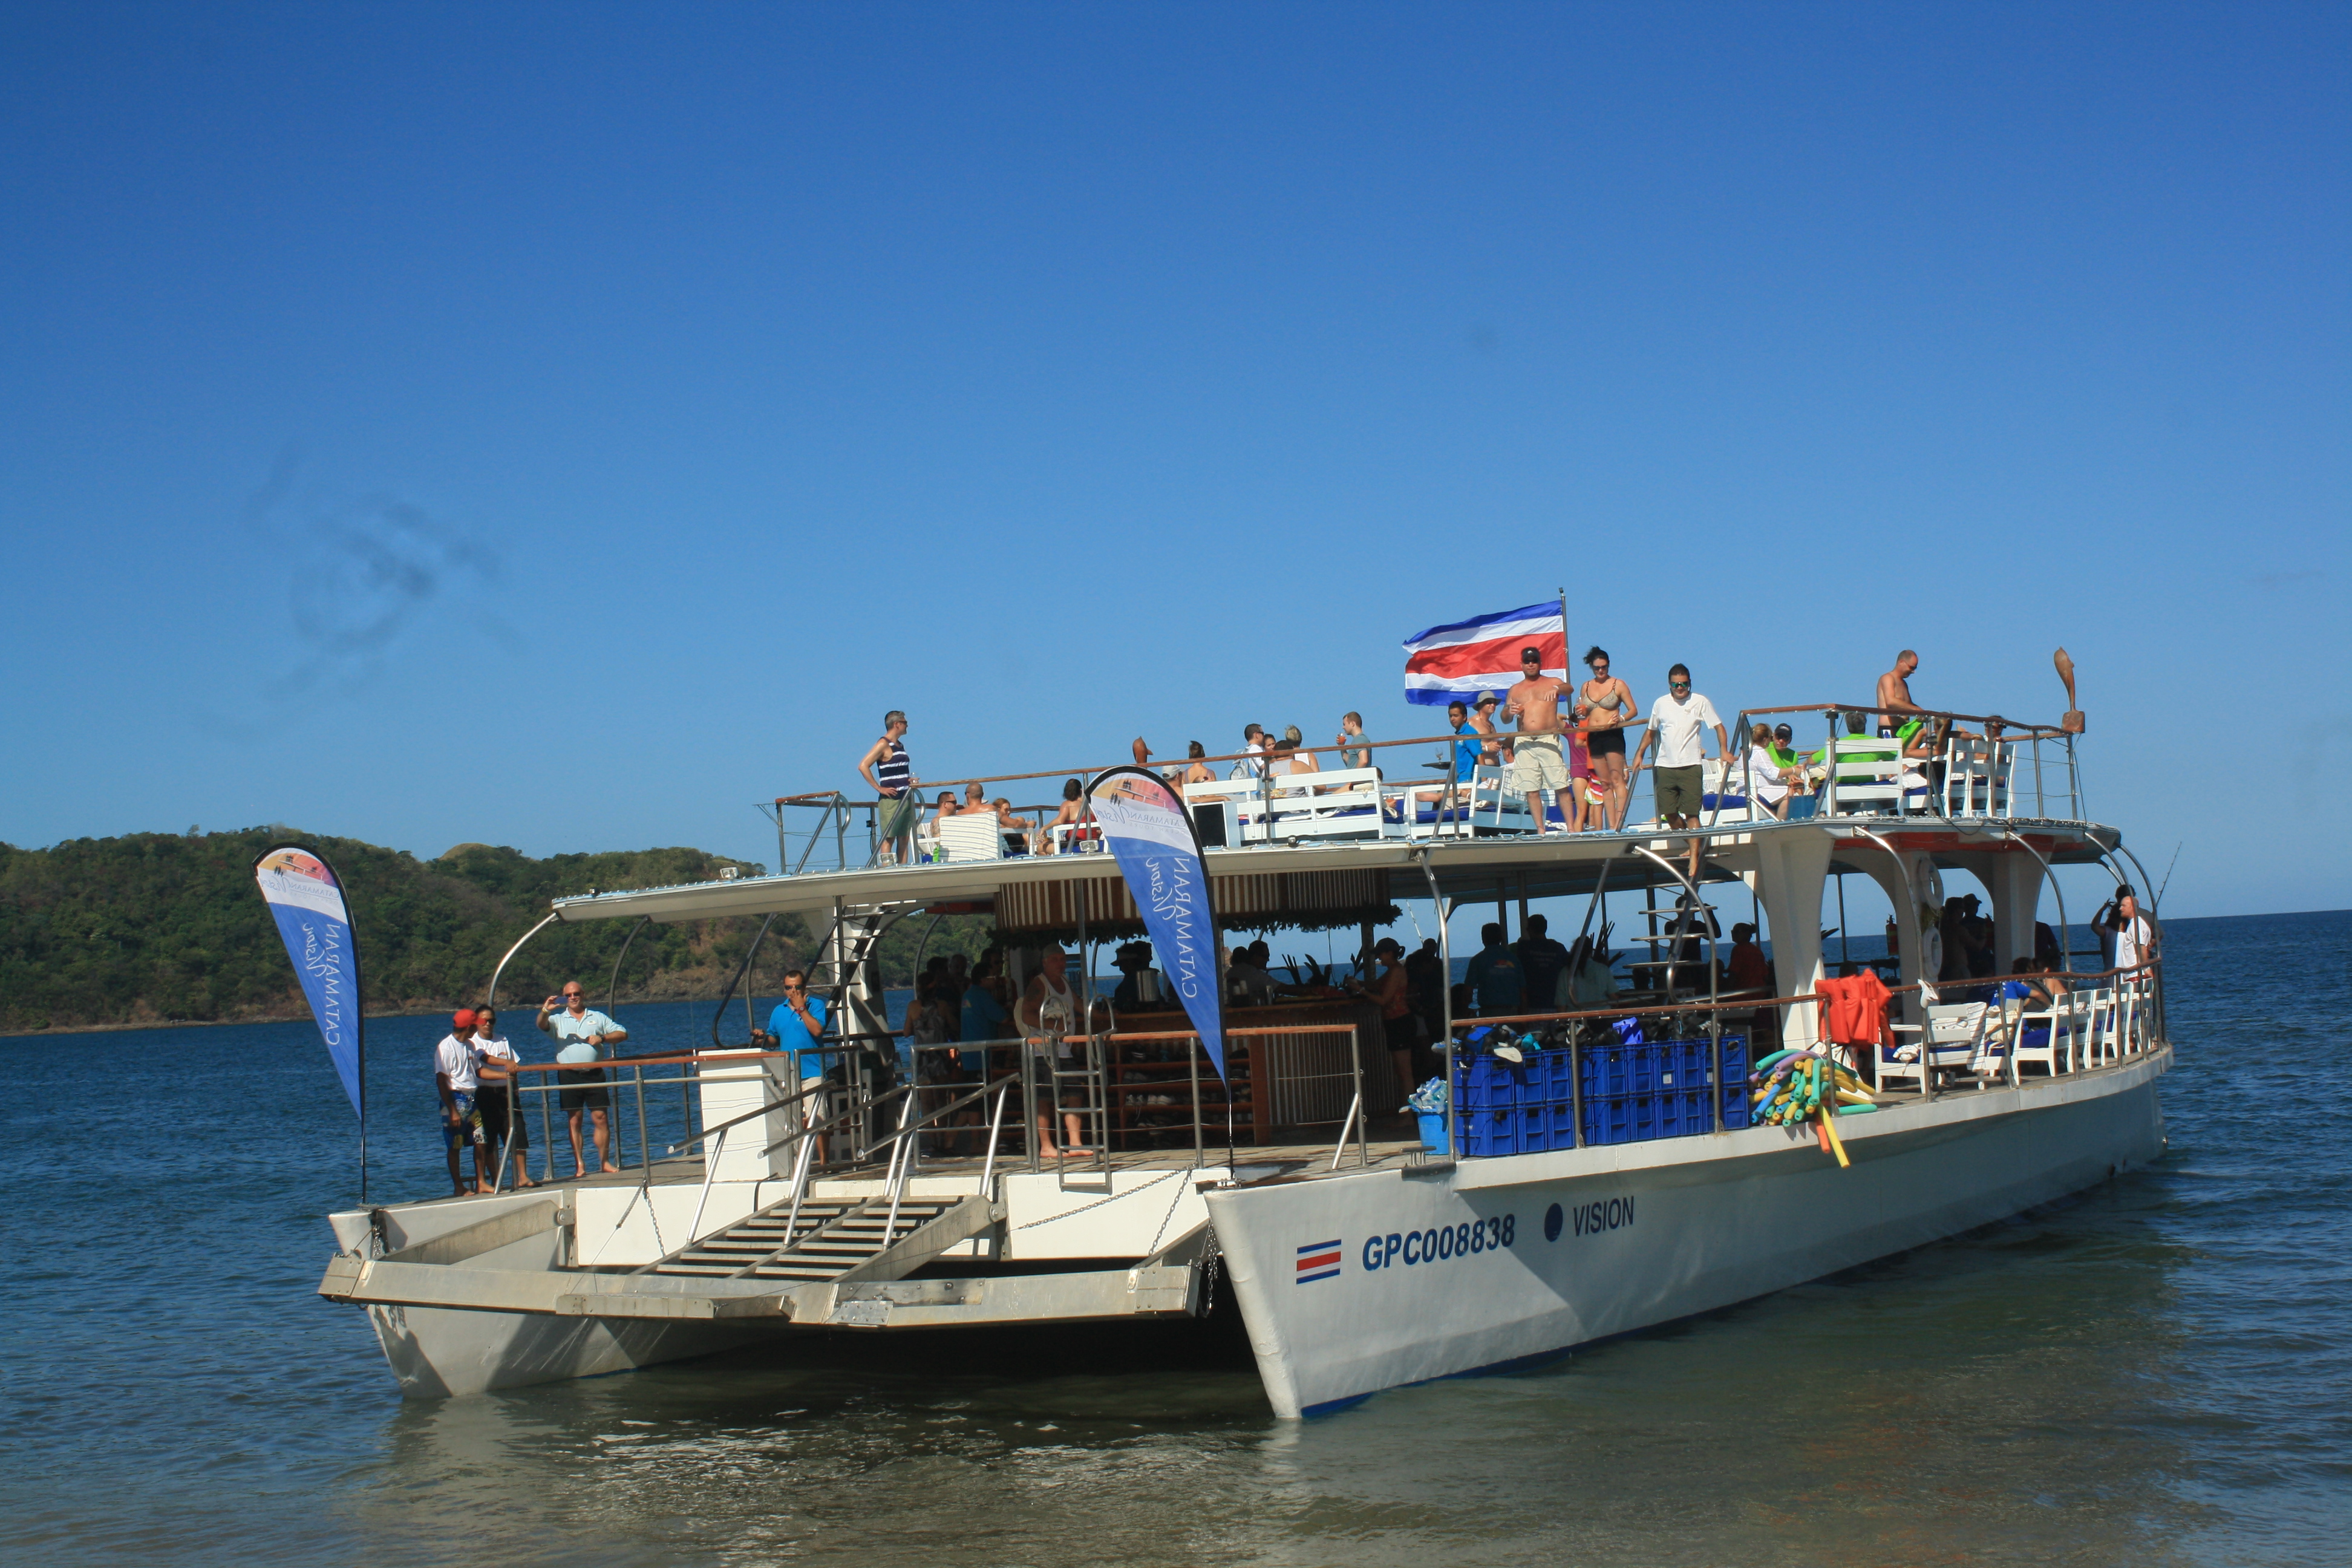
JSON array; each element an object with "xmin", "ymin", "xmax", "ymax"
[{"xmin": 436, "ymin": 1008, "xmax": 491, "ymax": 1197}]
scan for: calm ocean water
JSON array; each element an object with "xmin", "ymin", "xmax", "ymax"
[{"xmin": 4, "ymin": 910, "xmax": 2346, "ymax": 1566}]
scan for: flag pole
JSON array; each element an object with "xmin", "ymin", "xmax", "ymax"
[{"xmin": 1558, "ymin": 584, "xmax": 1570, "ymax": 693}]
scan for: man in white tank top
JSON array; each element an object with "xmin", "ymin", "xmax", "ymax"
[{"xmin": 1018, "ymin": 949, "xmax": 1092, "ymax": 1155}]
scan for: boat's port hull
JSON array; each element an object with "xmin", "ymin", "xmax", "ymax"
[
  {"xmin": 1206, "ymin": 1050, "xmax": 2168, "ymax": 1417},
  {"xmin": 360, "ymin": 1298, "xmax": 773, "ymax": 1399}
]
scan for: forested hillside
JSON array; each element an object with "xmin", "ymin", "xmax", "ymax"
[{"xmin": 0, "ymin": 829, "xmax": 988, "ymax": 1033}]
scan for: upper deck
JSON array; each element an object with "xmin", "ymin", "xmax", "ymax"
[{"xmin": 547, "ymin": 701, "xmax": 2121, "ymax": 929}]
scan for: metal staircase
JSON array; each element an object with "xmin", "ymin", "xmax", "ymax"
[{"xmin": 644, "ymin": 1192, "xmax": 996, "ymax": 1284}]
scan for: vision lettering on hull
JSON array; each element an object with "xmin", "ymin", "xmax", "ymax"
[{"xmin": 1570, "ymin": 1196, "xmax": 1635, "ymax": 1236}]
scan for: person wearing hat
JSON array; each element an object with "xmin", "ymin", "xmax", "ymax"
[
  {"xmin": 1467, "ymin": 693, "xmax": 1507, "ymax": 769},
  {"xmin": 435, "ymin": 1008, "xmax": 491, "ymax": 1197}
]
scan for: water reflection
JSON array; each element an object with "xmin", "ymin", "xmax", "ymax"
[{"xmin": 353, "ymin": 1192, "xmax": 2204, "ymax": 1567}]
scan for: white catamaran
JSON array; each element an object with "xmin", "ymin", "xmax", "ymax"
[{"xmin": 321, "ymin": 693, "xmax": 2166, "ymax": 1417}]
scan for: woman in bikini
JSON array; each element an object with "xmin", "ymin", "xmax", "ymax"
[{"xmin": 1579, "ymin": 647, "xmax": 1639, "ymax": 831}]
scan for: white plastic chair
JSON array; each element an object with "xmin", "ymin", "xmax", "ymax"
[
  {"xmin": 935, "ymin": 815, "xmax": 1006, "ymax": 863},
  {"xmin": 1880, "ymin": 1002, "xmax": 1993, "ymax": 1091}
]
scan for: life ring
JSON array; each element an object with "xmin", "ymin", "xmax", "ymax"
[{"xmin": 1920, "ymin": 926, "xmax": 1943, "ymax": 978}]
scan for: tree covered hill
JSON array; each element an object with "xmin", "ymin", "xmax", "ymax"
[{"xmin": 0, "ymin": 828, "xmax": 983, "ymax": 1034}]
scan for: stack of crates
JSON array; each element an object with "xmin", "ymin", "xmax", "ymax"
[
  {"xmin": 1450, "ymin": 1034, "xmax": 1756, "ymax": 1157},
  {"xmin": 1578, "ymin": 1033, "xmax": 1753, "ymax": 1147},
  {"xmin": 1451, "ymin": 1051, "xmax": 1576, "ymax": 1157}
]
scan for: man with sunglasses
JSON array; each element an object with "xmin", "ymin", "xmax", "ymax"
[
  {"xmin": 538, "ymin": 981, "xmax": 627, "ymax": 1178},
  {"xmin": 753, "ymin": 969, "xmax": 832, "ymax": 1163},
  {"xmin": 1501, "ymin": 645, "xmax": 1573, "ymax": 832},
  {"xmin": 1632, "ymin": 664, "xmax": 1728, "ymax": 878}
]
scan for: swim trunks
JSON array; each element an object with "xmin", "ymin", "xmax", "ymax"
[
  {"xmin": 1654, "ymin": 763, "xmax": 1703, "ymax": 818},
  {"xmin": 443, "ymin": 1091, "xmax": 485, "ymax": 1146},
  {"xmin": 1506, "ymin": 734, "xmax": 1570, "ymax": 793}
]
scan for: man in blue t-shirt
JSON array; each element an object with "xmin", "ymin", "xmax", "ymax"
[
  {"xmin": 1463, "ymin": 923, "xmax": 1524, "ymax": 1016},
  {"xmin": 754, "ymin": 968, "xmax": 831, "ymax": 1161},
  {"xmin": 960, "ymin": 958, "xmax": 1011, "ymax": 1076}
]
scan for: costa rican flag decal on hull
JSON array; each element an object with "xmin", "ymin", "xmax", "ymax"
[{"xmin": 1295, "ymin": 1239, "xmax": 1342, "ymax": 1284}]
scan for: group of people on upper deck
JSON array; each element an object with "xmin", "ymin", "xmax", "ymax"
[{"xmin": 851, "ymin": 648, "xmax": 1994, "ymax": 866}]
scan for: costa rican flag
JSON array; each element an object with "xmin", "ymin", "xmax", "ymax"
[
  {"xmin": 1403, "ymin": 601, "xmax": 1566, "ymax": 707},
  {"xmin": 1295, "ymin": 1238, "xmax": 1342, "ymax": 1284}
]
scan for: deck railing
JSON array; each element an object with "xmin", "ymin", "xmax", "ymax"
[
  {"xmin": 746, "ymin": 701, "xmax": 2088, "ymax": 875},
  {"xmin": 1432, "ymin": 958, "xmax": 2161, "ymax": 1161}
]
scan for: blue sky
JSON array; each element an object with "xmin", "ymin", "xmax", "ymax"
[{"xmin": 2, "ymin": 3, "xmax": 2345, "ymax": 919}]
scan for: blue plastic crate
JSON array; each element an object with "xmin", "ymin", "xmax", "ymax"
[
  {"xmin": 1541, "ymin": 1051, "xmax": 1578, "ymax": 1100},
  {"xmin": 1455, "ymin": 1056, "xmax": 1538, "ymax": 1109},
  {"xmin": 1515, "ymin": 1103, "xmax": 1549, "ymax": 1153},
  {"xmin": 1581, "ymin": 1095, "xmax": 1631, "ymax": 1145},
  {"xmin": 1580, "ymin": 1047, "xmax": 1630, "ymax": 1099},
  {"xmin": 1543, "ymin": 1100, "xmax": 1578, "ymax": 1148},
  {"xmin": 1462, "ymin": 1106, "xmax": 1515, "ymax": 1158},
  {"xmin": 1719, "ymin": 1033, "xmax": 1750, "ymax": 1083},
  {"xmin": 1719, "ymin": 1086, "xmax": 1753, "ymax": 1130},
  {"xmin": 1627, "ymin": 1093, "xmax": 1662, "ymax": 1142},
  {"xmin": 1628, "ymin": 1044, "xmax": 1666, "ymax": 1096}
]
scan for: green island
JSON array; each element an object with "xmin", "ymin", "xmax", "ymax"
[{"xmin": 0, "ymin": 829, "xmax": 991, "ymax": 1034}]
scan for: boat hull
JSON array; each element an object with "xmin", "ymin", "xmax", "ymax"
[
  {"xmin": 361, "ymin": 1298, "xmax": 771, "ymax": 1399},
  {"xmin": 1205, "ymin": 1050, "xmax": 2168, "ymax": 1417}
]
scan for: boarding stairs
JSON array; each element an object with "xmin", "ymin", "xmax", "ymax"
[{"xmin": 641, "ymin": 1191, "xmax": 996, "ymax": 1284}]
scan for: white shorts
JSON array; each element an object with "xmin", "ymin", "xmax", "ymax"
[{"xmin": 1506, "ymin": 736, "xmax": 1570, "ymax": 793}]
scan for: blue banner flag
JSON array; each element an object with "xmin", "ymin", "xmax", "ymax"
[
  {"xmin": 1085, "ymin": 768, "xmax": 1227, "ymax": 1078},
  {"xmin": 253, "ymin": 845, "xmax": 367, "ymax": 1119}
]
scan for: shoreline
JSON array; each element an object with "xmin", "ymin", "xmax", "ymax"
[{"xmin": 0, "ymin": 1007, "xmax": 466, "ymax": 1041}]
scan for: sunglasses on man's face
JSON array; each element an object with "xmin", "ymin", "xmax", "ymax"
[{"xmin": 1671, "ymin": 682, "xmax": 1691, "ymax": 691}]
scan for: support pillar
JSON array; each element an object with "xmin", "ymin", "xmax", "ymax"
[
  {"xmin": 1849, "ymin": 844, "xmax": 1934, "ymax": 1032},
  {"xmin": 1751, "ymin": 830, "xmax": 1833, "ymax": 1052}
]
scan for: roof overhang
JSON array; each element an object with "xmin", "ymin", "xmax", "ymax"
[{"xmin": 546, "ymin": 817, "xmax": 2122, "ymax": 926}]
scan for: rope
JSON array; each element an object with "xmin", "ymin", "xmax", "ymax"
[{"xmin": 1011, "ymin": 1167, "xmax": 1188, "ymax": 1230}]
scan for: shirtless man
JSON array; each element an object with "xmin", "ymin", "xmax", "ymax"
[
  {"xmin": 1877, "ymin": 650, "xmax": 1923, "ymax": 735},
  {"xmin": 1501, "ymin": 645, "xmax": 1573, "ymax": 831}
]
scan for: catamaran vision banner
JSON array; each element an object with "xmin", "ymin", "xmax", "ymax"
[
  {"xmin": 253, "ymin": 845, "xmax": 366, "ymax": 1119},
  {"xmin": 1084, "ymin": 767, "xmax": 1227, "ymax": 1079}
]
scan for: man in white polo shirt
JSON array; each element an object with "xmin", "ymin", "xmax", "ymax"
[{"xmin": 1633, "ymin": 662, "xmax": 1729, "ymax": 879}]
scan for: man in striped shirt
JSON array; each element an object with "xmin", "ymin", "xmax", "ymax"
[{"xmin": 859, "ymin": 710, "xmax": 918, "ymax": 864}]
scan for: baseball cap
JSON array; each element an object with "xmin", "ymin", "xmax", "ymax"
[{"xmin": 452, "ymin": 1008, "xmax": 477, "ymax": 1030}]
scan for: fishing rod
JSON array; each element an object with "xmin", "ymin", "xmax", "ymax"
[{"xmin": 2154, "ymin": 840, "xmax": 2182, "ymax": 912}]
